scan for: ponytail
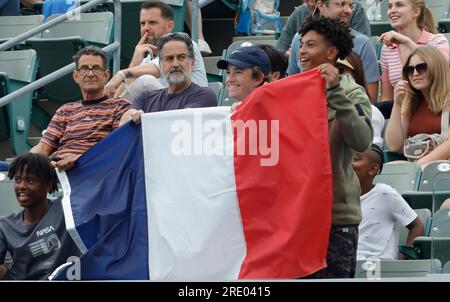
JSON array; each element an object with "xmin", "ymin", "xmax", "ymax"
[{"xmin": 417, "ymin": 6, "xmax": 437, "ymax": 34}]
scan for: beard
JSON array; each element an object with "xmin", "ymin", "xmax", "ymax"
[{"xmin": 166, "ymin": 70, "xmax": 191, "ymax": 87}]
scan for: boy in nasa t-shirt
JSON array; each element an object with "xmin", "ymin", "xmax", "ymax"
[{"xmin": 0, "ymin": 153, "xmax": 80, "ymax": 280}]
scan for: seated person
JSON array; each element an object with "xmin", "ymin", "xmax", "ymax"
[
  {"xmin": 353, "ymin": 144, "xmax": 424, "ymax": 260},
  {"xmin": 216, "ymin": 46, "xmax": 271, "ymax": 103},
  {"xmin": 0, "ymin": 153, "xmax": 80, "ymax": 280},
  {"xmin": 120, "ymin": 32, "xmax": 216, "ymax": 125},
  {"xmin": 104, "ymin": 1, "xmax": 208, "ymax": 100},
  {"xmin": 31, "ymin": 46, "xmax": 130, "ymax": 171},
  {"xmin": 256, "ymin": 44, "xmax": 288, "ymax": 82},
  {"xmin": 385, "ymin": 45, "xmax": 450, "ymax": 167}
]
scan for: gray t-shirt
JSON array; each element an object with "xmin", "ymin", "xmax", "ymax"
[
  {"xmin": 131, "ymin": 83, "xmax": 217, "ymax": 113},
  {"xmin": 0, "ymin": 198, "xmax": 80, "ymax": 280}
]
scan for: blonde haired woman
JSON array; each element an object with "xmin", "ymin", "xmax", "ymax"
[
  {"xmin": 385, "ymin": 45, "xmax": 450, "ymax": 166},
  {"xmin": 379, "ymin": 0, "xmax": 449, "ymax": 108}
]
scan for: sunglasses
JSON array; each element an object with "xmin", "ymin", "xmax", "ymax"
[{"xmin": 402, "ymin": 63, "xmax": 428, "ymax": 77}]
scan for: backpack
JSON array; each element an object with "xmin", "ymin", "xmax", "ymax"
[{"xmin": 235, "ymin": 0, "xmax": 282, "ymax": 36}]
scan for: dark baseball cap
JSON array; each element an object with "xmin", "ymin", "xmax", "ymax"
[{"xmin": 217, "ymin": 46, "xmax": 271, "ymax": 76}]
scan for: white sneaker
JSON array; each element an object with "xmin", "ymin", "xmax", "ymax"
[{"xmin": 198, "ymin": 39, "xmax": 212, "ymax": 55}]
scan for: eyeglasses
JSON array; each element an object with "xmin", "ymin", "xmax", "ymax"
[
  {"xmin": 329, "ymin": 0, "xmax": 355, "ymax": 10},
  {"xmin": 76, "ymin": 65, "xmax": 105, "ymax": 75},
  {"xmin": 402, "ymin": 63, "xmax": 428, "ymax": 77}
]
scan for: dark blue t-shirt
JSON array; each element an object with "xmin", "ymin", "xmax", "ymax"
[{"xmin": 131, "ymin": 83, "xmax": 217, "ymax": 113}]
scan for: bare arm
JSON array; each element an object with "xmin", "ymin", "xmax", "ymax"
[
  {"xmin": 405, "ymin": 217, "xmax": 424, "ymax": 246},
  {"xmin": 418, "ymin": 139, "xmax": 450, "ymax": 166},
  {"xmin": 385, "ymin": 80, "xmax": 409, "ymax": 152},
  {"xmin": 380, "ymin": 80, "xmax": 394, "ymax": 101},
  {"xmin": 366, "ymin": 82, "xmax": 379, "ymax": 104},
  {"xmin": 105, "ymin": 63, "xmax": 161, "ymax": 98},
  {"xmin": 30, "ymin": 141, "xmax": 56, "ymax": 156}
]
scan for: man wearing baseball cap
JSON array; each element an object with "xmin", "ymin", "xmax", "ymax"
[{"xmin": 217, "ymin": 46, "xmax": 271, "ymax": 102}]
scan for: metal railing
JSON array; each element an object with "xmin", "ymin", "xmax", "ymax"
[{"xmin": 0, "ymin": 0, "xmax": 122, "ymax": 108}]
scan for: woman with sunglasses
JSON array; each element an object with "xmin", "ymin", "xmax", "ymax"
[
  {"xmin": 385, "ymin": 45, "xmax": 450, "ymax": 165},
  {"xmin": 377, "ymin": 0, "xmax": 449, "ymax": 117}
]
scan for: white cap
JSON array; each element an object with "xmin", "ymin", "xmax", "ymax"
[{"xmin": 371, "ymin": 105, "xmax": 385, "ymax": 149}]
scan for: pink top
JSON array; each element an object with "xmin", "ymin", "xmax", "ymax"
[{"xmin": 380, "ymin": 30, "xmax": 449, "ymax": 87}]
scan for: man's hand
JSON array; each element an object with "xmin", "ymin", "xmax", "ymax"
[
  {"xmin": 104, "ymin": 74, "xmax": 124, "ymax": 97},
  {"xmin": 135, "ymin": 33, "xmax": 158, "ymax": 57},
  {"xmin": 131, "ymin": 110, "xmax": 144, "ymax": 124},
  {"xmin": 319, "ymin": 63, "xmax": 340, "ymax": 89},
  {"xmin": 129, "ymin": 32, "xmax": 158, "ymax": 67},
  {"xmin": 51, "ymin": 154, "xmax": 81, "ymax": 171}
]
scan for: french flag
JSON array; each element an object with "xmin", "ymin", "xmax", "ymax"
[{"xmin": 54, "ymin": 69, "xmax": 333, "ymax": 280}]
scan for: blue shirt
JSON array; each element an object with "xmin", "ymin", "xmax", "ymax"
[{"xmin": 287, "ymin": 29, "xmax": 380, "ymax": 84}]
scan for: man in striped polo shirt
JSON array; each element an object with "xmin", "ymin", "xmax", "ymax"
[{"xmin": 31, "ymin": 46, "xmax": 130, "ymax": 171}]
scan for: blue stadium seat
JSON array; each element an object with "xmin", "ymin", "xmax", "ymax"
[{"xmin": 0, "ymin": 49, "xmax": 39, "ymax": 154}]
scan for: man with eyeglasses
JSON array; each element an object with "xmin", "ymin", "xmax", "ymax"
[
  {"xmin": 30, "ymin": 46, "xmax": 130, "ymax": 171},
  {"xmin": 276, "ymin": 0, "xmax": 371, "ymax": 56},
  {"xmin": 104, "ymin": 0, "xmax": 207, "ymax": 100},
  {"xmin": 119, "ymin": 33, "xmax": 216, "ymax": 125},
  {"xmin": 287, "ymin": 0, "xmax": 380, "ymax": 103}
]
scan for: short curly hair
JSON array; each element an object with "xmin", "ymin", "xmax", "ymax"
[{"xmin": 299, "ymin": 15, "xmax": 353, "ymax": 60}]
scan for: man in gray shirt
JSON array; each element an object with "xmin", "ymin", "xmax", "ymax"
[
  {"xmin": 104, "ymin": 1, "xmax": 208, "ymax": 100},
  {"xmin": 120, "ymin": 33, "xmax": 216, "ymax": 125}
]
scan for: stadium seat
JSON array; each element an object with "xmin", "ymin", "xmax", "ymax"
[
  {"xmin": 0, "ymin": 179, "xmax": 21, "ymax": 217},
  {"xmin": 412, "ymin": 237, "xmax": 450, "ymax": 266},
  {"xmin": 373, "ymin": 162, "xmax": 421, "ymax": 195},
  {"xmin": 399, "ymin": 208, "xmax": 450, "ymax": 264},
  {"xmin": 368, "ymin": 0, "xmax": 392, "ymax": 36},
  {"xmin": 25, "ymin": 12, "xmax": 114, "ymax": 130},
  {"xmin": 0, "ymin": 15, "xmax": 44, "ymax": 46},
  {"xmin": 232, "ymin": 35, "xmax": 276, "ymax": 43},
  {"xmin": 438, "ymin": 19, "xmax": 450, "ymax": 33},
  {"xmin": 0, "ymin": 49, "xmax": 39, "ymax": 154},
  {"xmin": 398, "ymin": 208, "xmax": 431, "ymax": 246},
  {"xmin": 403, "ymin": 162, "xmax": 450, "ymax": 211},
  {"xmin": 427, "ymin": 0, "xmax": 450, "ymax": 21},
  {"xmin": 443, "ymin": 261, "xmax": 450, "ymax": 273},
  {"xmin": 207, "ymin": 82, "xmax": 223, "ymax": 102},
  {"xmin": 355, "ymin": 259, "xmax": 441, "ymax": 278},
  {"xmin": 203, "ymin": 56, "xmax": 222, "ymax": 83},
  {"xmin": 369, "ymin": 21, "xmax": 392, "ymax": 36}
]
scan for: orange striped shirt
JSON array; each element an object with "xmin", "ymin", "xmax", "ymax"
[{"xmin": 41, "ymin": 96, "xmax": 130, "ymax": 158}]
